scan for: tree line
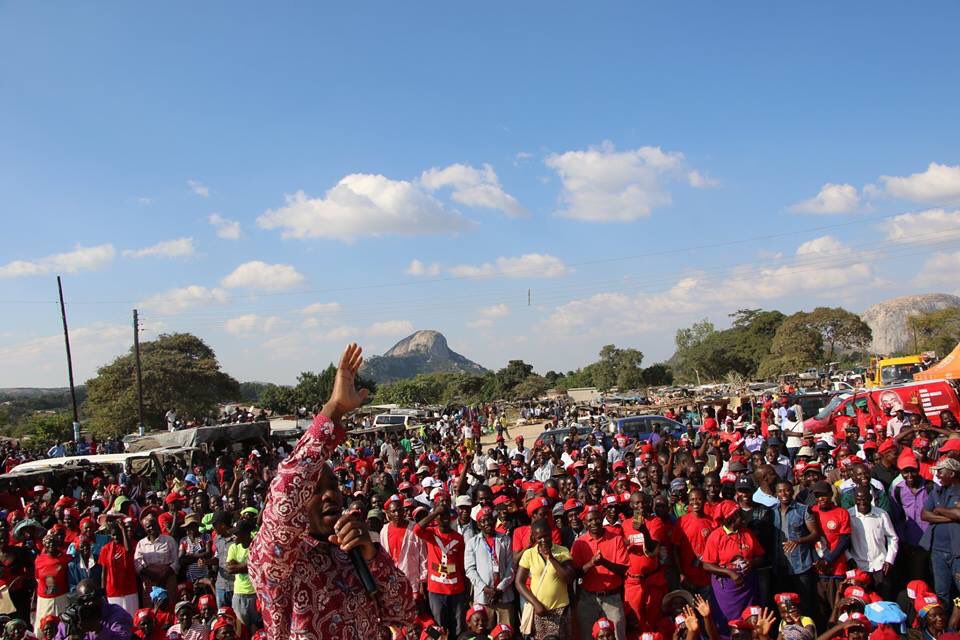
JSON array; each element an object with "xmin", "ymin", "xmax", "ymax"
[{"xmin": 4, "ymin": 305, "xmax": 957, "ymax": 443}]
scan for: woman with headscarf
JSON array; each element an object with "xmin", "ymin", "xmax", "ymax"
[
  {"xmin": 908, "ymin": 594, "xmax": 952, "ymax": 640},
  {"xmin": 700, "ymin": 500, "xmax": 763, "ymax": 640}
]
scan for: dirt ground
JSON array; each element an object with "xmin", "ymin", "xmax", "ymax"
[{"xmin": 478, "ymin": 414, "xmax": 554, "ymax": 447}]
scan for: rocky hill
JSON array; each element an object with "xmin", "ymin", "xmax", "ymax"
[
  {"xmin": 861, "ymin": 293, "xmax": 960, "ymax": 354},
  {"xmin": 360, "ymin": 330, "xmax": 488, "ymax": 383}
]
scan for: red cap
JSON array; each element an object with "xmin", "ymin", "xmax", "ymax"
[
  {"xmin": 39, "ymin": 615, "xmax": 59, "ymax": 630},
  {"xmin": 897, "ymin": 451, "xmax": 920, "ymax": 471},
  {"xmin": 716, "ymin": 499, "xmax": 739, "ymax": 521},
  {"xmin": 863, "ymin": 441, "xmax": 878, "ymax": 450},
  {"xmin": 915, "ymin": 594, "xmax": 941, "ymax": 614},
  {"xmin": 491, "ymin": 624, "xmax": 514, "ymax": 639},
  {"xmin": 602, "ymin": 494, "xmax": 619, "ymax": 506},
  {"xmin": 845, "ymin": 613, "xmax": 872, "ymax": 630},
  {"xmin": 133, "ymin": 609, "xmax": 155, "ymax": 626},
  {"xmin": 907, "ymin": 579, "xmax": 931, "ymax": 599},
  {"xmin": 466, "ymin": 604, "xmax": 488, "ymax": 623},
  {"xmin": 941, "ymin": 439, "xmax": 960, "ymax": 453},
  {"xmin": 563, "ymin": 498, "xmax": 582, "ymax": 512},
  {"xmin": 878, "ymin": 440, "xmax": 897, "ymax": 455},
  {"xmin": 164, "ymin": 492, "xmax": 182, "ymax": 505},
  {"xmin": 913, "ymin": 437, "xmax": 930, "ymax": 449},
  {"xmin": 845, "ymin": 568, "xmax": 870, "ymax": 586},
  {"xmin": 741, "ymin": 605, "xmax": 762, "ymax": 620},
  {"xmin": 592, "ymin": 618, "xmax": 615, "ymax": 638},
  {"xmin": 525, "ymin": 497, "xmax": 547, "ymax": 518},
  {"xmin": 843, "ymin": 585, "xmax": 867, "ymax": 602},
  {"xmin": 774, "ymin": 593, "xmax": 799, "ymax": 606},
  {"xmin": 493, "ymin": 495, "xmax": 511, "ymax": 506}
]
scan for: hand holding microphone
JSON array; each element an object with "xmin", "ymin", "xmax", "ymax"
[{"xmin": 330, "ymin": 509, "xmax": 378, "ymax": 593}]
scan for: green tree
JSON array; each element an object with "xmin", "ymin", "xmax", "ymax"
[
  {"xmin": 803, "ymin": 307, "xmax": 873, "ymax": 358},
  {"xmin": 675, "ymin": 318, "xmax": 716, "ymax": 352},
  {"xmin": 908, "ymin": 308, "xmax": 960, "ymax": 356},
  {"xmin": 758, "ymin": 312, "xmax": 824, "ymax": 378},
  {"xmin": 86, "ymin": 333, "xmax": 240, "ymax": 438},
  {"xmin": 25, "ymin": 412, "xmax": 74, "ymax": 446},
  {"xmin": 258, "ymin": 384, "xmax": 296, "ymax": 413},
  {"xmin": 641, "ymin": 364, "xmax": 674, "ymax": 386},
  {"xmin": 512, "ymin": 374, "xmax": 550, "ymax": 399}
]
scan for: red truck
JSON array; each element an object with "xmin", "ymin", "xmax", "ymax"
[{"xmin": 802, "ymin": 378, "xmax": 960, "ymax": 436}]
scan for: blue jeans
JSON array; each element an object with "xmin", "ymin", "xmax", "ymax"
[
  {"xmin": 930, "ymin": 549, "xmax": 960, "ymax": 608},
  {"xmin": 216, "ymin": 588, "xmax": 233, "ymax": 609},
  {"xmin": 428, "ymin": 591, "xmax": 466, "ymax": 638}
]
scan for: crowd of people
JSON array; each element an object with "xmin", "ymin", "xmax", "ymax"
[{"xmin": 0, "ymin": 343, "xmax": 957, "ymax": 640}]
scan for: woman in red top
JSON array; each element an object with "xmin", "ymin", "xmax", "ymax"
[
  {"xmin": 700, "ymin": 500, "xmax": 763, "ymax": 639},
  {"xmin": 33, "ymin": 532, "xmax": 71, "ymax": 635},
  {"xmin": 99, "ymin": 522, "xmax": 139, "ymax": 615},
  {"xmin": 672, "ymin": 488, "xmax": 715, "ymax": 591},
  {"xmin": 622, "ymin": 497, "xmax": 668, "ymax": 637}
]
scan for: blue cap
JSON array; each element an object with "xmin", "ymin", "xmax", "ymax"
[
  {"xmin": 150, "ymin": 586, "xmax": 168, "ymax": 602},
  {"xmin": 184, "ymin": 473, "xmax": 198, "ymax": 484}
]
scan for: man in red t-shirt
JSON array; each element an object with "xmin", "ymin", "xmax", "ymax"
[
  {"xmin": 380, "ymin": 494, "xmax": 427, "ymax": 594},
  {"xmin": 571, "ymin": 506, "xmax": 628, "ymax": 640},
  {"xmin": 98, "ymin": 523, "xmax": 139, "ymax": 615},
  {"xmin": 415, "ymin": 503, "xmax": 467, "ymax": 639},
  {"xmin": 810, "ymin": 481, "xmax": 851, "ymax": 610}
]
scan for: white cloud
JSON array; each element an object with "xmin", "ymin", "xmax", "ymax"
[
  {"xmin": 123, "ymin": 237, "xmax": 195, "ymax": 259},
  {"xmin": 257, "ymin": 174, "xmax": 473, "ymax": 242},
  {"xmin": 542, "ymin": 236, "xmax": 877, "ymax": 338},
  {"xmin": 796, "ymin": 235, "xmax": 846, "ymax": 255},
  {"xmin": 420, "ymin": 163, "xmax": 525, "ymax": 216},
  {"xmin": 789, "ymin": 183, "xmax": 860, "ymax": 214},
  {"xmin": 300, "ymin": 302, "xmax": 342, "ymax": 316},
  {"xmin": 468, "ymin": 304, "xmax": 510, "ymax": 329},
  {"xmin": 405, "ymin": 259, "xmax": 441, "ymax": 277},
  {"xmin": 449, "ymin": 263, "xmax": 497, "ymax": 278},
  {"xmin": 135, "ymin": 197, "xmax": 153, "ymax": 206},
  {"xmin": 208, "ymin": 213, "xmax": 241, "ymax": 240},
  {"xmin": 916, "ymin": 251, "xmax": 960, "ymax": 285},
  {"xmin": 225, "ymin": 314, "xmax": 281, "ymax": 336},
  {"xmin": 367, "ymin": 320, "xmax": 414, "ymax": 337},
  {"xmin": 450, "ymin": 253, "xmax": 570, "ymax": 279},
  {"xmin": 0, "ymin": 322, "xmax": 132, "ymax": 387},
  {"xmin": 687, "ymin": 170, "xmax": 720, "ymax": 189},
  {"xmin": 480, "ymin": 303, "xmax": 509, "ymax": 318},
  {"xmin": 221, "ymin": 261, "xmax": 304, "ymax": 291},
  {"xmin": 514, "ymin": 151, "xmax": 534, "ymax": 165},
  {"xmin": 139, "ymin": 285, "xmax": 228, "ymax": 314},
  {"xmin": 883, "ymin": 209, "xmax": 960, "ymax": 243},
  {"xmin": 187, "ymin": 179, "xmax": 210, "ymax": 197},
  {"xmin": 545, "ymin": 141, "xmax": 696, "ymax": 221},
  {"xmin": 880, "ymin": 162, "xmax": 960, "ymax": 205},
  {"xmin": 0, "ymin": 244, "xmax": 115, "ymax": 278}
]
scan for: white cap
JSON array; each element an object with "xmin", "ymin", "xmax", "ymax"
[
  {"xmin": 485, "ymin": 459, "xmax": 499, "ymax": 471},
  {"xmin": 455, "ymin": 495, "xmax": 472, "ymax": 508}
]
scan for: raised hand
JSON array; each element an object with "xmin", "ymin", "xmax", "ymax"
[
  {"xmin": 681, "ymin": 605, "xmax": 700, "ymax": 633},
  {"xmin": 694, "ymin": 594, "xmax": 711, "ymax": 617},
  {"xmin": 322, "ymin": 343, "xmax": 370, "ymax": 423}
]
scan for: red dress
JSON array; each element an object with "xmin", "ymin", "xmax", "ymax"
[{"xmin": 622, "ymin": 520, "xmax": 668, "ymax": 637}]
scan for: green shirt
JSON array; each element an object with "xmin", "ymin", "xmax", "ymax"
[
  {"xmin": 400, "ymin": 437, "xmax": 412, "ymax": 453},
  {"xmin": 227, "ymin": 542, "xmax": 256, "ymax": 595}
]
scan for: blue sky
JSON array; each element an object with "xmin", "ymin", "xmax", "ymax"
[{"xmin": 2, "ymin": 2, "xmax": 960, "ymax": 387}]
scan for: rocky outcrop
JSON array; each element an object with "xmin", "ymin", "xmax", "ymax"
[
  {"xmin": 861, "ymin": 293, "xmax": 960, "ymax": 354},
  {"xmin": 360, "ymin": 330, "xmax": 488, "ymax": 383}
]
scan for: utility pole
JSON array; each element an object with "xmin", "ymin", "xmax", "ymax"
[
  {"xmin": 133, "ymin": 309, "xmax": 146, "ymax": 436},
  {"xmin": 57, "ymin": 276, "xmax": 81, "ymax": 443}
]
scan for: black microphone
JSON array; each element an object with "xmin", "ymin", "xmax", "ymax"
[{"xmin": 348, "ymin": 547, "xmax": 378, "ymax": 593}]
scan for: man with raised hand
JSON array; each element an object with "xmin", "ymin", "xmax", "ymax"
[{"xmin": 249, "ymin": 343, "xmax": 416, "ymax": 640}]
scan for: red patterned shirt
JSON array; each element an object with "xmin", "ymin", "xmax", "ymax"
[{"xmin": 249, "ymin": 414, "xmax": 416, "ymax": 640}]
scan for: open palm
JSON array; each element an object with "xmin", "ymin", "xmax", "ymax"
[{"xmin": 324, "ymin": 343, "xmax": 370, "ymax": 421}]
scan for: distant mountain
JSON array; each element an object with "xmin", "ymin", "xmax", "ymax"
[
  {"xmin": 861, "ymin": 293, "xmax": 960, "ymax": 354},
  {"xmin": 360, "ymin": 330, "xmax": 488, "ymax": 383},
  {"xmin": 0, "ymin": 387, "xmax": 82, "ymax": 401}
]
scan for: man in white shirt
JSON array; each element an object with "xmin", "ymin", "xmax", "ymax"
[
  {"xmin": 847, "ymin": 487, "xmax": 898, "ymax": 600},
  {"xmin": 885, "ymin": 409, "xmax": 906, "ymax": 438},
  {"xmin": 508, "ymin": 436, "xmax": 533, "ymax": 464}
]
